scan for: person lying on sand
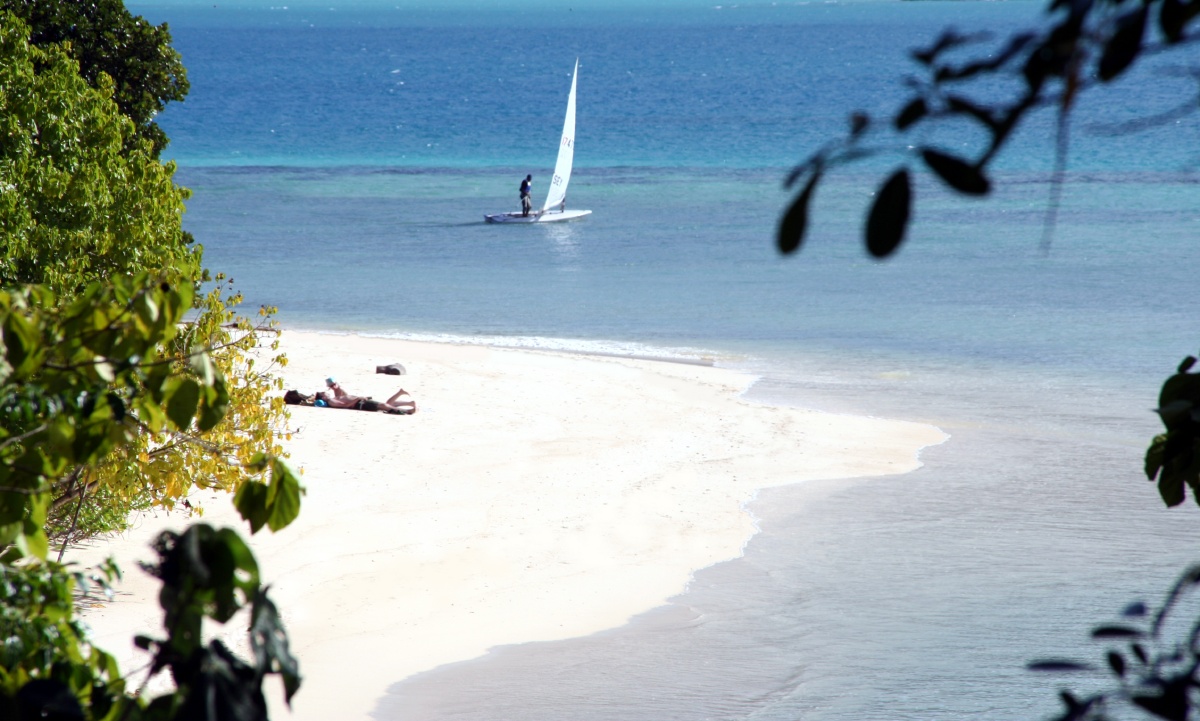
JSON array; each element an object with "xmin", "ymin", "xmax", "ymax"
[
  {"xmin": 284, "ymin": 386, "xmax": 417, "ymax": 415},
  {"xmin": 324, "ymin": 377, "xmax": 416, "ymax": 413},
  {"xmin": 315, "ymin": 388, "xmax": 416, "ymax": 415}
]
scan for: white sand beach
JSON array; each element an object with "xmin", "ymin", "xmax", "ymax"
[{"xmin": 72, "ymin": 330, "xmax": 945, "ymax": 720}]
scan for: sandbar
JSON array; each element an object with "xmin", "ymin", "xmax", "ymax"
[{"xmin": 72, "ymin": 330, "xmax": 945, "ymax": 720}]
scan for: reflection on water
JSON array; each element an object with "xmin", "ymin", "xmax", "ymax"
[{"xmin": 544, "ymin": 222, "xmax": 581, "ymax": 264}]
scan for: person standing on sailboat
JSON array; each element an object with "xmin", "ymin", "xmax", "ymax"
[{"xmin": 520, "ymin": 174, "xmax": 533, "ymax": 217}]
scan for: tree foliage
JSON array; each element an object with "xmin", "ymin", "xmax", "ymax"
[
  {"xmin": 0, "ymin": 559, "xmax": 128, "ymax": 721},
  {"xmin": 0, "ymin": 8, "xmax": 305, "ymax": 715},
  {"xmin": 0, "ymin": 12, "xmax": 294, "ymax": 545},
  {"xmin": 0, "ymin": 14, "xmax": 197, "ymax": 295},
  {"xmin": 0, "ymin": 271, "xmax": 303, "ymax": 719},
  {"xmin": 1146, "ymin": 354, "xmax": 1200, "ymax": 508},
  {"xmin": 777, "ymin": 0, "xmax": 1200, "ymax": 258},
  {"xmin": 1029, "ymin": 565, "xmax": 1200, "ymax": 721},
  {"xmin": 0, "ymin": 524, "xmax": 301, "ymax": 721},
  {"xmin": 0, "ymin": 0, "xmax": 189, "ymax": 157}
]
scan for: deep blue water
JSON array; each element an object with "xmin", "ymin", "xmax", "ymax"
[{"xmin": 128, "ymin": 2, "xmax": 1200, "ymax": 719}]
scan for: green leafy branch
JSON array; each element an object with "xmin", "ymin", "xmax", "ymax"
[
  {"xmin": 778, "ymin": 0, "xmax": 1200, "ymax": 258},
  {"xmin": 1029, "ymin": 565, "xmax": 1200, "ymax": 721},
  {"xmin": 1146, "ymin": 354, "xmax": 1200, "ymax": 507}
]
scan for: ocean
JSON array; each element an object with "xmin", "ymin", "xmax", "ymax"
[{"xmin": 130, "ymin": 1, "xmax": 1200, "ymax": 719}]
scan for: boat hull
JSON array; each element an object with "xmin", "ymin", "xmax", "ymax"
[{"xmin": 484, "ymin": 209, "xmax": 592, "ymax": 224}]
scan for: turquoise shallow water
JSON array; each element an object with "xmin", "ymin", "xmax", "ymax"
[{"xmin": 129, "ymin": 1, "xmax": 1200, "ymax": 718}]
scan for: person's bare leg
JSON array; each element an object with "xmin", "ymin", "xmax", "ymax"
[{"xmin": 385, "ymin": 389, "xmax": 416, "ymax": 413}]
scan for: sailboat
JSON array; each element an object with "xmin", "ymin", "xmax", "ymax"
[{"xmin": 485, "ymin": 60, "xmax": 592, "ymax": 224}]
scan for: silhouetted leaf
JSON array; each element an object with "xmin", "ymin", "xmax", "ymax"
[
  {"xmin": 778, "ymin": 172, "xmax": 821, "ymax": 255},
  {"xmin": 921, "ymin": 148, "xmax": 991, "ymax": 195},
  {"xmin": 1092, "ymin": 624, "xmax": 1144, "ymax": 639},
  {"xmin": 1158, "ymin": 463, "xmax": 1189, "ymax": 506},
  {"xmin": 1024, "ymin": 16, "xmax": 1084, "ymax": 89},
  {"xmin": 895, "ymin": 98, "xmax": 927, "ymax": 130},
  {"xmin": 105, "ymin": 392, "xmax": 125, "ymax": 422},
  {"xmin": 1132, "ymin": 642, "xmax": 1149, "ymax": 664},
  {"xmin": 1123, "ymin": 601, "xmax": 1149, "ymax": 617},
  {"xmin": 1107, "ymin": 651, "xmax": 1126, "ymax": 677},
  {"xmin": 1154, "ymin": 399, "xmax": 1194, "ymax": 428},
  {"xmin": 1029, "ymin": 659, "xmax": 1094, "ymax": 671},
  {"xmin": 1133, "ymin": 677, "xmax": 1191, "ymax": 721},
  {"xmin": 15, "ymin": 679, "xmax": 84, "ymax": 721},
  {"xmin": 865, "ymin": 169, "xmax": 911, "ymax": 258},
  {"xmin": 1098, "ymin": 6, "xmax": 1147, "ymax": 81},
  {"xmin": 849, "ymin": 112, "xmax": 870, "ymax": 138},
  {"xmin": 783, "ymin": 159, "xmax": 816, "ymax": 189},
  {"xmin": 250, "ymin": 590, "xmax": 302, "ymax": 704},
  {"xmin": 1178, "ymin": 356, "xmax": 1196, "ymax": 374},
  {"xmin": 1160, "ymin": 0, "xmax": 1187, "ymax": 42}
]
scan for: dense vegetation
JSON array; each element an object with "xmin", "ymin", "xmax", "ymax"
[
  {"xmin": 0, "ymin": 5, "xmax": 303, "ymax": 719},
  {"xmin": 0, "ymin": 0, "xmax": 188, "ymax": 158}
]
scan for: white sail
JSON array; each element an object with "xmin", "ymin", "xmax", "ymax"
[
  {"xmin": 541, "ymin": 60, "xmax": 577, "ymax": 212},
  {"xmin": 484, "ymin": 59, "xmax": 590, "ymax": 224}
]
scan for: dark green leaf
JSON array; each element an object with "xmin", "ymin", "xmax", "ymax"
[
  {"xmin": 921, "ymin": 148, "xmax": 991, "ymax": 196},
  {"xmin": 777, "ymin": 171, "xmax": 821, "ymax": 255},
  {"xmin": 165, "ymin": 378, "xmax": 200, "ymax": 432},
  {"xmin": 15, "ymin": 679, "xmax": 85, "ymax": 721},
  {"xmin": 1177, "ymin": 356, "xmax": 1196, "ymax": 374},
  {"xmin": 1159, "ymin": 467, "xmax": 1189, "ymax": 507},
  {"xmin": 0, "ymin": 483, "xmax": 31, "ymax": 525},
  {"xmin": 1028, "ymin": 659, "xmax": 1094, "ymax": 671},
  {"xmin": 215, "ymin": 527, "xmax": 261, "ymax": 593},
  {"xmin": 234, "ymin": 482, "xmax": 270, "ymax": 535},
  {"xmin": 105, "ymin": 392, "xmax": 125, "ymax": 423},
  {"xmin": 1092, "ymin": 624, "xmax": 1144, "ymax": 639},
  {"xmin": 1107, "ymin": 651, "xmax": 1126, "ymax": 677},
  {"xmin": 1060, "ymin": 689, "xmax": 1083, "ymax": 711},
  {"xmin": 865, "ymin": 169, "xmax": 911, "ymax": 258},
  {"xmin": 197, "ymin": 375, "xmax": 230, "ymax": 432},
  {"xmin": 1132, "ymin": 677, "xmax": 1190, "ymax": 721},
  {"xmin": 1160, "ymin": 0, "xmax": 1187, "ymax": 42},
  {"xmin": 895, "ymin": 98, "xmax": 927, "ymax": 130},
  {"xmin": 173, "ymin": 641, "xmax": 266, "ymax": 721},
  {"xmin": 784, "ymin": 158, "xmax": 819, "ymax": 190},
  {"xmin": 250, "ymin": 589, "xmax": 302, "ymax": 704},
  {"xmin": 266, "ymin": 459, "xmax": 303, "ymax": 533},
  {"xmin": 849, "ymin": 112, "xmax": 869, "ymax": 138},
  {"xmin": 1098, "ymin": 6, "xmax": 1148, "ymax": 82}
]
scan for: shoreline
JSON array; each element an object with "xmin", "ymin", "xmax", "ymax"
[{"xmin": 72, "ymin": 329, "xmax": 946, "ymax": 720}]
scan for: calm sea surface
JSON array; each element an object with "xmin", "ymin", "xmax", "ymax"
[{"xmin": 132, "ymin": 1, "xmax": 1200, "ymax": 719}]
